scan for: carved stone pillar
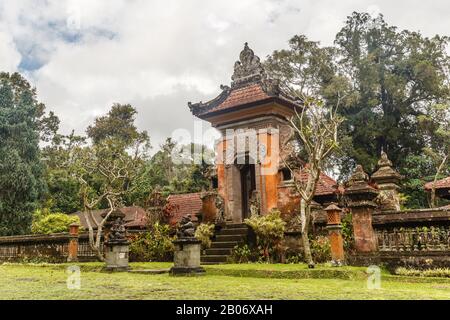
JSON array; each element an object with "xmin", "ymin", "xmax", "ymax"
[
  {"xmin": 345, "ymin": 165, "xmax": 379, "ymax": 253},
  {"xmin": 325, "ymin": 204, "xmax": 345, "ymax": 266},
  {"xmin": 170, "ymin": 216, "xmax": 205, "ymax": 276},
  {"xmin": 371, "ymin": 151, "xmax": 402, "ymax": 211},
  {"xmin": 67, "ymin": 223, "xmax": 79, "ymax": 262},
  {"xmin": 103, "ymin": 209, "xmax": 129, "ymax": 272}
]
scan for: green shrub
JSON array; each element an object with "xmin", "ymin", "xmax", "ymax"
[
  {"xmin": 195, "ymin": 223, "xmax": 215, "ymax": 248},
  {"xmin": 129, "ymin": 222, "xmax": 175, "ymax": 262},
  {"xmin": 341, "ymin": 212, "xmax": 354, "ymax": 251},
  {"xmin": 230, "ymin": 244, "xmax": 255, "ymax": 263},
  {"xmin": 395, "ymin": 267, "xmax": 450, "ymax": 278},
  {"xmin": 31, "ymin": 211, "xmax": 80, "ymax": 234},
  {"xmin": 245, "ymin": 209, "xmax": 286, "ymax": 262},
  {"xmin": 310, "ymin": 235, "xmax": 331, "ymax": 263},
  {"xmin": 285, "ymin": 254, "xmax": 303, "ymax": 264}
]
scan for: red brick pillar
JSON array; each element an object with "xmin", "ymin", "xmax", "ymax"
[
  {"xmin": 325, "ymin": 204, "xmax": 345, "ymax": 265},
  {"xmin": 67, "ymin": 223, "xmax": 79, "ymax": 262},
  {"xmin": 344, "ymin": 165, "xmax": 379, "ymax": 253}
]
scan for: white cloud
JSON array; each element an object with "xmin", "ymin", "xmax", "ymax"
[
  {"xmin": 0, "ymin": 32, "xmax": 20, "ymax": 72},
  {"xmin": 0, "ymin": 0, "xmax": 450, "ymax": 150}
]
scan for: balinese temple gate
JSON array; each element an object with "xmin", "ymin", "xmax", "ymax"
[{"xmin": 189, "ymin": 43, "xmax": 337, "ymax": 223}]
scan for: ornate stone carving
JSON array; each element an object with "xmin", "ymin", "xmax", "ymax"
[
  {"xmin": 350, "ymin": 165, "xmax": 369, "ymax": 184},
  {"xmin": 372, "ymin": 151, "xmax": 402, "ymax": 211},
  {"xmin": 188, "ymin": 85, "xmax": 231, "ymax": 116},
  {"xmin": 378, "ymin": 151, "xmax": 392, "ymax": 167},
  {"xmin": 109, "ymin": 217, "xmax": 127, "ymax": 243},
  {"xmin": 215, "ymin": 193, "xmax": 225, "ymax": 224},
  {"xmin": 345, "ymin": 165, "xmax": 379, "ymax": 208},
  {"xmin": 249, "ymin": 190, "xmax": 261, "ymax": 217},
  {"xmin": 188, "ymin": 42, "xmax": 299, "ymax": 117},
  {"xmin": 177, "ymin": 215, "xmax": 196, "ymax": 239},
  {"xmin": 231, "ymin": 42, "xmax": 266, "ymax": 87}
]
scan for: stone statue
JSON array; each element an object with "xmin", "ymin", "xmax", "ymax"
[
  {"xmin": 215, "ymin": 193, "xmax": 225, "ymax": 224},
  {"xmin": 249, "ymin": 190, "xmax": 261, "ymax": 217},
  {"xmin": 109, "ymin": 217, "xmax": 127, "ymax": 242},
  {"xmin": 177, "ymin": 215, "xmax": 196, "ymax": 239}
]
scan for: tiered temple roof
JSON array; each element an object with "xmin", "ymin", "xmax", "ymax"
[{"xmin": 188, "ymin": 43, "xmax": 300, "ymax": 120}]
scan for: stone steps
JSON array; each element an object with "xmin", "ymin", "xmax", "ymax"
[
  {"xmin": 201, "ymin": 223, "xmax": 249, "ymax": 265},
  {"xmin": 217, "ymin": 228, "xmax": 249, "ymax": 236},
  {"xmin": 215, "ymin": 234, "xmax": 246, "ymax": 242},
  {"xmin": 210, "ymin": 241, "xmax": 240, "ymax": 249},
  {"xmin": 204, "ymin": 248, "xmax": 233, "ymax": 255},
  {"xmin": 201, "ymin": 255, "xmax": 228, "ymax": 263}
]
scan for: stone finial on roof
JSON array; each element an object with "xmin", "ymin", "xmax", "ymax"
[
  {"xmin": 378, "ymin": 151, "xmax": 392, "ymax": 167},
  {"xmin": 349, "ymin": 165, "xmax": 369, "ymax": 184},
  {"xmin": 231, "ymin": 42, "xmax": 266, "ymax": 87},
  {"xmin": 345, "ymin": 165, "xmax": 379, "ymax": 207},
  {"xmin": 372, "ymin": 151, "xmax": 401, "ymax": 185}
]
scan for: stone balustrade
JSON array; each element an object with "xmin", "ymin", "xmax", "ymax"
[{"xmin": 376, "ymin": 226, "xmax": 450, "ymax": 252}]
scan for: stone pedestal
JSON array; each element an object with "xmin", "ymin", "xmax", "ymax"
[
  {"xmin": 345, "ymin": 165, "xmax": 379, "ymax": 253},
  {"xmin": 104, "ymin": 240, "xmax": 130, "ymax": 272},
  {"xmin": 325, "ymin": 204, "xmax": 345, "ymax": 266},
  {"xmin": 170, "ymin": 238, "xmax": 205, "ymax": 275}
]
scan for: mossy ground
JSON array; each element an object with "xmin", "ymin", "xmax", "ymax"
[{"xmin": 1, "ymin": 262, "xmax": 449, "ymax": 300}]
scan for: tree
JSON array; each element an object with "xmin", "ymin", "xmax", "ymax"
[
  {"xmin": 417, "ymin": 103, "xmax": 450, "ymax": 207},
  {"xmin": 284, "ymin": 96, "xmax": 342, "ymax": 267},
  {"xmin": 67, "ymin": 104, "xmax": 150, "ymax": 260},
  {"xmin": 69, "ymin": 138, "xmax": 147, "ymax": 260},
  {"xmin": 41, "ymin": 131, "xmax": 86, "ymax": 213},
  {"xmin": 334, "ymin": 12, "xmax": 450, "ymax": 176},
  {"xmin": 265, "ymin": 12, "xmax": 450, "ymax": 208},
  {"xmin": 86, "ymin": 103, "xmax": 149, "ymax": 146},
  {"xmin": 143, "ymin": 138, "xmax": 213, "ymax": 196},
  {"xmin": 399, "ymin": 155, "xmax": 435, "ymax": 209},
  {"xmin": 264, "ymin": 35, "xmax": 338, "ymax": 98},
  {"xmin": 0, "ymin": 73, "xmax": 50, "ymax": 235}
]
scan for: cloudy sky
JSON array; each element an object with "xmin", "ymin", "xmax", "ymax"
[{"xmin": 1, "ymin": 0, "xmax": 449, "ymax": 151}]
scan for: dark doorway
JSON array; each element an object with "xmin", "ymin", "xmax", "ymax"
[{"xmin": 240, "ymin": 163, "xmax": 256, "ymax": 220}]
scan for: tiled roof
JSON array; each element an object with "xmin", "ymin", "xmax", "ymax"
[
  {"xmin": 197, "ymin": 83, "xmax": 271, "ymax": 116},
  {"xmin": 294, "ymin": 169, "xmax": 338, "ymax": 196},
  {"xmin": 424, "ymin": 177, "xmax": 450, "ymax": 190},
  {"xmin": 71, "ymin": 206, "xmax": 147, "ymax": 229},
  {"xmin": 167, "ymin": 192, "xmax": 203, "ymax": 225}
]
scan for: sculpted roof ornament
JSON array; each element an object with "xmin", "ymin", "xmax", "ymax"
[
  {"xmin": 372, "ymin": 151, "xmax": 401, "ymax": 184},
  {"xmin": 231, "ymin": 43, "xmax": 266, "ymax": 87},
  {"xmin": 188, "ymin": 42, "xmax": 299, "ymax": 118},
  {"xmin": 378, "ymin": 151, "xmax": 393, "ymax": 168},
  {"xmin": 345, "ymin": 165, "xmax": 379, "ymax": 206},
  {"xmin": 350, "ymin": 165, "xmax": 369, "ymax": 183}
]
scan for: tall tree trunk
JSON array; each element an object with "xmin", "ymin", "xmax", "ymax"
[
  {"xmin": 83, "ymin": 209, "xmax": 105, "ymax": 262},
  {"xmin": 300, "ymin": 198, "xmax": 314, "ymax": 268},
  {"xmin": 430, "ymin": 155, "xmax": 448, "ymax": 208}
]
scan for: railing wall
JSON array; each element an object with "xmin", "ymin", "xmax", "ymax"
[
  {"xmin": 0, "ymin": 232, "xmax": 103, "ymax": 263},
  {"xmin": 370, "ymin": 208, "xmax": 450, "ymax": 268}
]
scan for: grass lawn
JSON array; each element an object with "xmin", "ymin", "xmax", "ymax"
[{"xmin": 1, "ymin": 262, "xmax": 450, "ymax": 300}]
